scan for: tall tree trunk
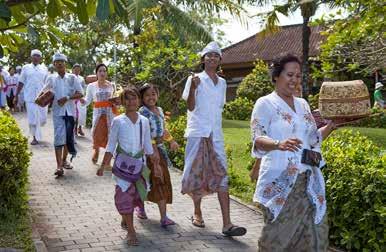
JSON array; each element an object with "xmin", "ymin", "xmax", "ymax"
[{"xmin": 302, "ymin": 16, "xmax": 311, "ymax": 98}]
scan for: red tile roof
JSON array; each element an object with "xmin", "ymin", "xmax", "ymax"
[{"xmin": 221, "ymin": 24, "xmax": 325, "ymax": 65}]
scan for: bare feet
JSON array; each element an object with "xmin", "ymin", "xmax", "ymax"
[{"xmin": 126, "ymin": 232, "xmax": 139, "ymax": 246}]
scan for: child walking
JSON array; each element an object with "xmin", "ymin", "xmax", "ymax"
[
  {"xmin": 135, "ymin": 83, "xmax": 179, "ymax": 227},
  {"xmin": 97, "ymin": 86, "xmax": 155, "ymax": 246}
]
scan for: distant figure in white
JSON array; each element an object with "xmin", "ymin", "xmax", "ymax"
[
  {"xmin": 72, "ymin": 63, "xmax": 87, "ymax": 136},
  {"xmin": 14, "ymin": 49, "xmax": 48, "ymax": 145}
]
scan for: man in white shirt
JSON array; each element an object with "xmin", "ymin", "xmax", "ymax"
[
  {"xmin": 181, "ymin": 42, "xmax": 247, "ymax": 237},
  {"xmin": 43, "ymin": 53, "xmax": 83, "ymax": 176},
  {"xmin": 72, "ymin": 63, "xmax": 87, "ymax": 136},
  {"xmin": 15, "ymin": 49, "xmax": 48, "ymax": 145}
]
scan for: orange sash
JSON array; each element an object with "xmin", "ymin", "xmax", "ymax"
[{"xmin": 93, "ymin": 101, "xmax": 119, "ymax": 115}]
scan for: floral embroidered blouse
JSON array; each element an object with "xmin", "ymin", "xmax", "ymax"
[
  {"xmin": 251, "ymin": 92, "xmax": 326, "ymax": 224},
  {"xmin": 138, "ymin": 106, "xmax": 165, "ymax": 139}
]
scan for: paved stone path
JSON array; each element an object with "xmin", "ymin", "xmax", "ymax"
[{"xmin": 15, "ymin": 112, "xmax": 263, "ymax": 252}]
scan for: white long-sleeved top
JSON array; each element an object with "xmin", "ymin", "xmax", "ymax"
[{"xmin": 251, "ymin": 91, "xmax": 326, "ymax": 224}]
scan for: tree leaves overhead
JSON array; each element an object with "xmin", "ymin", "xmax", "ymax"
[
  {"xmin": 77, "ymin": 0, "xmax": 89, "ymax": 24},
  {"xmin": 0, "ymin": 2, "xmax": 12, "ymax": 23},
  {"xmin": 47, "ymin": 0, "xmax": 62, "ymax": 19},
  {"xmin": 96, "ymin": 0, "xmax": 110, "ymax": 21}
]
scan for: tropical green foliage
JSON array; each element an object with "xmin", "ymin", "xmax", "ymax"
[
  {"xmin": 307, "ymin": 93, "xmax": 319, "ymax": 111},
  {"xmin": 318, "ymin": 0, "xmax": 385, "ymax": 77},
  {"xmin": 0, "ymin": 111, "xmax": 31, "ymax": 217},
  {"xmin": 322, "ymin": 130, "xmax": 385, "ymax": 251},
  {"xmin": 236, "ymin": 60, "xmax": 273, "ymax": 101},
  {"xmin": 166, "ymin": 114, "xmax": 187, "ymax": 170},
  {"xmin": 223, "ymin": 97, "xmax": 254, "ymax": 120},
  {"xmin": 0, "ymin": 0, "xmax": 243, "ymax": 58}
]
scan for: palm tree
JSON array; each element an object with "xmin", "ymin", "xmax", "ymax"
[
  {"xmin": 252, "ymin": 0, "xmax": 338, "ymax": 97},
  {"xmin": 0, "ymin": 0, "xmax": 243, "ymax": 57}
]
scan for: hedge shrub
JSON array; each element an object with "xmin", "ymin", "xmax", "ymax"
[
  {"xmin": 236, "ymin": 60, "xmax": 274, "ymax": 101},
  {"xmin": 308, "ymin": 93, "xmax": 319, "ymax": 111},
  {"xmin": 223, "ymin": 97, "xmax": 254, "ymax": 120},
  {"xmin": 0, "ymin": 111, "xmax": 31, "ymax": 217},
  {"xmin": 166, "ymin": 114, "xmax": 187, "ymax": 170},
  {"xmin": 352, "ymin": 108, "xmax": 386, "ymax": 129},
  {"xmin": 322, "ymin": 130, "xmax": 385, "ymax": 251}
]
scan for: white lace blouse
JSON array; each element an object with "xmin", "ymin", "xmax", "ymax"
[{"xmin": 251, "ymin": 92, "xmax": 326, "ymax": 224}]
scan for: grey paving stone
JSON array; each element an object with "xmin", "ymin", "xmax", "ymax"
[{"xmin": 14, "ymin": 113, "xmax": 263, "ymax": 252}]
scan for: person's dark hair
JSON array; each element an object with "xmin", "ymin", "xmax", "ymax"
[
  {"xmin": 139, "ymin": 83, "xmax": 159, "ymax": 102},
  {"xmin": 95, "ymin": 63, "xmax": 108, "ymax": 75},
  {"xmin": 120, "ymin": 86, "xmax": 140, "ymax": 105},
  {"xmin": 8, "ymin": 66, "xmax": 16, "ymax": 72},
  {"xmin": 270, "ymin": 54, "xmax": 301, "ymax": 83}
]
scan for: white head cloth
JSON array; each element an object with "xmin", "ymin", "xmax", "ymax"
[
  {"xmin": 16, "ymin": 65, "xmax": 22, "ymax": 70},
  {"xmin": 31, "ymin": 49, "xmax": 42, "ymax": 57},
  {"xmin": 375, "ymin": 82, "xmax": 384, "ymax": 90},
  {"xmin": 52, "ymin": 53, "xmax": 67, "ymax": 62},
  {"xmin": 200, "ymin": 41, "xmax": 222, "ymax": 57}
]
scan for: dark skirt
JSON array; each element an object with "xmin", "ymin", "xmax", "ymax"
[
  {"xmin": 146, "ymin": 147, "xmax": 173, "ymax": 204},
  {"xmin": 258, "ymin": 173, "xmax": 329, "ymax": 252}
]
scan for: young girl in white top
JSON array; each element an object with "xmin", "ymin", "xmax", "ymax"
[{"xmin": 97, "ymin": 86, "xmax": 155, "ymax": 246}]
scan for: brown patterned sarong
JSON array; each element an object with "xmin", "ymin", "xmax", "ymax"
[
  {"xmin": 258, "ymin": 172, "xmax": 329, "ymax": 252},
  {"xmin": 181, "ymin": 136, "xmax": 227, "ymax": 199},
  {"xmin": 93, "ymin": 114, "xmax": 108, "ymax": 149},
  {"xmin": 147, "ymin": 147, "xmax": 173, "ymax": 204}
]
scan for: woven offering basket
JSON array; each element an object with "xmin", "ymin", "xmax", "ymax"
[
  {"xmin": 85, "ymin": 74, "xmax": 97, "ymax": 84},
  {"xmin": 318, "ymin": 80, "xmax": 371, "ymax": 119}
]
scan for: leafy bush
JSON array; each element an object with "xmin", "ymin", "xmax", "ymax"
[
  {"xmin": 351, "ymin": 108, "xmax": 386, "ymax": 129},
  {"xmin": 236, "ymin": 60, "xmax": 274, "ymax": 101},
  {"xmin": 166, "ymin": 115, "xmax": 187, "ymax": 170},
  {"xmin": 223, "ymin": 97, "xmax": 254, "ymax": 120},
  {"xmin": 86, "ymin": 105, "xmax": 93, "ymax": 128},
  {"xmin": 0, "ymin": 111, "xmax": 31, "ymax": 217},
  {"xmin": 308, "ymin": 93, "xmax": 319, "ymax": 111},
  {"xmin": 322, "ymin": 130, "xmax": 385, "ymax": 251}
]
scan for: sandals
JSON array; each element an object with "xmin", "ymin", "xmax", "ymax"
[
  {"xmin": 222, "ymin": 225, "xmax": 247, "ymax": 237},
  {"xmin": 126, "ymin": 233, "xmax": 139, "ymax": 246},
  {"xmin": 190, "ymin": 216, "xmax": 205, "ymax": 228},
  {"xmin": 160, "ymin": 216, "xmax": 176, "ymax": 228},
  {"xmin": 135, "ymin": 207, "xmax": 148, "ymax": 219},
  {"xmin": 63, "ymin": 161, "xmax": 73, "ymax": 169},
  {"xmin": 30, "ymin": 139, "xmax": 38, "ymax": 145},
  {"xmin": 54, "ymin": 168, "xmax": 64, "ymax": 177}
]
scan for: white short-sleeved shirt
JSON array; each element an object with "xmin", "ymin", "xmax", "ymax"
[
  {"xmin": 182, "ymin": 71, "xmax": 227, "ymax": 141},
  {"xmin": 106, "ymin": 113, "xmax": 153, "ymax": 156},
  {"xmin": 19, "ymin": 63, "xmax": 48, "ymax": 102},
  {"xmin": 43, "ymin": 73, "xmax": 83, "ymax": 116}
]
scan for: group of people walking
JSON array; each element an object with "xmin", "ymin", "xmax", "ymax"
[{"xmin": 6, "ymin": 40, "xmax": 346, "ymax": 251}]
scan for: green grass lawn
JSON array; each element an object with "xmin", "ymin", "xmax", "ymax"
[
  {"xmin": 0, "ymin": 210, "xmax": 34, "ymax": 251},
  {"xmin": 343, "ymin": 127, "xmax": 386, "ymax": 149}
]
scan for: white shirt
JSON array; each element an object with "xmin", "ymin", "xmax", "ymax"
[
  {"xmin": 74, "ymin": 74, "xmax": 86, "ymax": 92},
  {"xmin": 5, "ymin": 74, "xmax": 18, "ymax": 96},
  {"xmin": 182, "ymin": 71, "xmax": 227, "ymax": 141},
  {"xmin": 19, "ymin": 63, "xmax": 48, "ymax": 102},
  {"xmin": 251, "ymin": 92, "xmax": 326, "ymax": 224},
  {"xmin": 106, "ymin": 114, "xmax": 153, "ymax": 156},
  {"xmin": 43, "ymin": 73, "xmax": 83, "ymax": 116}
]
